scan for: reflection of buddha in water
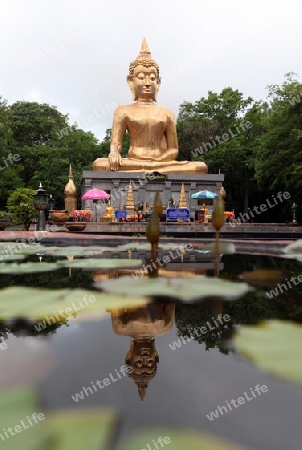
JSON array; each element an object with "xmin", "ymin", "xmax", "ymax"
[
  {"xmin": 109, "ymin": 304, "xmax": 175, "ymax": 400},
  {"xmin": 93, "ymin": 39, "xmax": 207, "ymax": 174}
]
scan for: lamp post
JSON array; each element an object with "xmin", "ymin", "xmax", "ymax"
[
  {"xmin": 33, "ymin": 183, "xmax": 50, "ymax": 231},
  {"xmin": 292, "ymin": 203, "xmax": 297, "ymax": 223},
  {"xmin": 244, "ymin": 162, "xmax": 249, "ymax": 217},
  {"xmin": 48, "ymin": 194, "xmax": 55, "ymax": 211}
]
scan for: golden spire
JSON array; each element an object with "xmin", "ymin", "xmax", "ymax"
[
  {"xmin": 178, "ymin": 183, "xmax": 187, "ymax": 208},
  {"xmin": 64, "ymin": 164, "xmax": 77, "ymax": 211},
  {"xmin": 64, "ymin": 164, "xmax": 77, "ymax": 196},
  {"xmin": 129, "ymin": 38, "xmax": 159, "ymax": 76},
  {"xmin": 125, "ymin": 181, "xmax": 135, "ymax": 211}
]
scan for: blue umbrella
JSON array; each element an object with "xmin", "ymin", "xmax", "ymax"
[{"xmin": 191, "ymin": 190, "xmax": 218, "ymax": 199}]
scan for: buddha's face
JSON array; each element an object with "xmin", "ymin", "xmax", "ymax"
[
  {"xmin": 126, "ymin": 339, "xmax": 159, "ymax": 375},
  {"xmin": 127, "ymin": 65, "xmax": 160, "ymax": 101}
]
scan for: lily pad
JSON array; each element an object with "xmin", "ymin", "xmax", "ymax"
[
  {"xmin": 202, "ymin": 242, "xmax": 236, "ymax": 254},
  {"xmin": 235, "ymin": 320, "xmax": 302, "ymax": 385},
  {"xmin": 114, "ymin": 242, "xmax": 185, "ymax": 251},
  {"xmin": 0, "ymin": 254, "xmax": 26, "ymax": 261},
  {"xmin": 0, "ymin": 262, "xmax": 58, "ymax": 274},
  {"xmin": 43, "ymin": 246, "xmax": 104, "ymax": 257},
  {"xmin": 0, "ymin": 388, "xmax": 118, "ymax": 450},
  {"xmin": 98, "ymin": 275, "xmax": 250, "ymax": 302},
  {"xmin": 283, "ymin": 239, "xmax": 302, "ymax": 254},
  {"xmin": 47, "ymin": 409, "xmax": 118, "ymax": 450},
  {"xmin": 0, "ymin": 388, "xmax": 50, "ymax": 450},
  {"xmin": 57, "ymin": 258, "xmax": 143, "ymax": 269},
  {"xmin": 118, "ymin": 428, "xmax": 249, "ymax": 450},
  {"xmin": 0, "ymin": 287, "xmax": 149, "ymax": 321}
]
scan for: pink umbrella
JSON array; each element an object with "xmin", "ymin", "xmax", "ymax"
[
  {"xmin": 82, "ymin": 189, "xmax": 110, "ymax": 222},
  {"xmin": 81, "ymin": 189, "xmax": 110, "ymax": 200}
]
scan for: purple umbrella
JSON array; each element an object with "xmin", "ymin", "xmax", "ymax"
[{"xmin": 81, "ymin": 189, "xmax": 110, "ymax": 200}]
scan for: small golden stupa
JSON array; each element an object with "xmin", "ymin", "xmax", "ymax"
[
  {"xmin": 64, "ymin": 165, "xmax": 77, "ymax": 211},
  {"xmin": 125, "ymin": 181, "xmax": 135, "ymax": 218},
  {"xmin": 125, "ymin": 181, "xmax": 134, "ymax": 210},
  {"xmin": 178, "ymin": 183, "xmax": 188, "ymax": 208}
]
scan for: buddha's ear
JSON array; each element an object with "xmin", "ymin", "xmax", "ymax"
[
  {"xmin": 154, "ymin": 76, "xmax": 161, "ymax": 102},
  {"xmin": 127, "ymin": 75, "xmax": 136, "ymax": 101},
  {"xmin": 125, "ymin": 339, "xmax": 135, "ymax": 364}
]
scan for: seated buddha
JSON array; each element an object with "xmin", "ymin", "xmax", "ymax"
[
  {"xmin": 93, "ymin": 39, "xmax": 207, "ymax": 175},
  {"xmin": 101, "ymin": 200, "xmax": 115, "ymax": 221}
]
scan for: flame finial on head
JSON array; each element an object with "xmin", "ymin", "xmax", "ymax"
[{"xmin": 129, "ymin": 38, "xmax": 159, "ymax": 77}]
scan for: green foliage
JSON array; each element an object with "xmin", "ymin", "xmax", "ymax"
[
  {"xmin": 254, "ymin": 73, "xmax": 302, "ymax": 219},
  {"xmin": 7, "ymin": 187, "xmax": 36, "ymax": 230}
]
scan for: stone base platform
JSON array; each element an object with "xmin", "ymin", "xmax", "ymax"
[{"xmin": 81, "ymin": 170, "xmax": 224, "ymax": 221}]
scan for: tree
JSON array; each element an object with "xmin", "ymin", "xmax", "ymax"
[
  {"xmin": 177, "ymin": 88, "xmax": 255, "ymax": 212},
  {"xmin": 7, "ymin": 188, "xmax": 36, "ymax": 230},
  {"xmin": 254, "ymin": 73, "xmax": 302, "ymax": 221}
]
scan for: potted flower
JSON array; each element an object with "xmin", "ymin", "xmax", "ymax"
[
  {"xmin": 65, "ymin": 210, "xmax": 92, "ymax": 232},
  {"xmin": 72, "ymin": 210, "xmax": 92, "ymax": 222}
]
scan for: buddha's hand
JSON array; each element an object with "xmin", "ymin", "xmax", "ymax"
[{"xmin": 108, "ymin": 152, "xmax": 123, "ymax": 171}]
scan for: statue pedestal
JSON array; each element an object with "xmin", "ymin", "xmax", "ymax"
[{"xmin": 81, "ymin": 170, "xmax": 224, "ymax": 221}]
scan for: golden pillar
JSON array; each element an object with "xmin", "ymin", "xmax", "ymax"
[{"xmin": 64, "ymin": 164, "xmax": 77, "ymax": 211}]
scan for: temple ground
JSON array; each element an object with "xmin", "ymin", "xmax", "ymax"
[{"xmin": 0, "ymin": 222, "xmax": 301, "ymax": 256}]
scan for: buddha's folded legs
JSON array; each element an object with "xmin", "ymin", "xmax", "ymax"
[{"xmin": 93, "ymin": 158, "xmax": 208, "ymax": 174}]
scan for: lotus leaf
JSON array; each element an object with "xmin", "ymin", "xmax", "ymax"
[
  {"xmin": 0, "ymin": 287, "xmax": 149, "ymax": 320},
  {"xmin": 0, "ymin": 262, "xmax": 58, "ymax": 274},
  {"xmin": 57, "ymin": 258, "xmax": 143, "ymax": 269},
  {"xmin": 118, "ymin": 428, "xmax": 250, "ymax": 450},
  {"xmin": 202, "ymin": 242, "xmax": 236, "ymax": 254},
  {"xmin": 235, "ymin": 320, "xmax": 302, "ymax": 385},
  {"xmin": 98, "ymin": 275, "xmax": 250, "ymax": 302}
]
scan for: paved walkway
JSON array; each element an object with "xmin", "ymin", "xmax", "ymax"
[{"xmin": 0, "ymin": 225, "xmax": 297, "ymax": 257}]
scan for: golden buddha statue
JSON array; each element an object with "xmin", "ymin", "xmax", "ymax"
[
  {"xmin": 101, "ymin": 200, "xmax": 116, "ymax": 221},
  {"xmin": 93, "ymin": 39, "xmax": 208, "ymax": 174}
]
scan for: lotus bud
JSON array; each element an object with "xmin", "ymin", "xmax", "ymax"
[
  {"xmin": 146, "ymin": 211, "xmax": 160, "ymax": 244},
  {"xmin": 212, "ymin": 195, "xmax": 225, "ymax": 231},
  {"xmin": 154, "ymin": 192, "xmax": 163, "ymax": 216}
]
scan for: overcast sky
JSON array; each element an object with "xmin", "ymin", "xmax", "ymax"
[{"xmin": 1, "ymin": 0, "xmax": 302, "ymax": 141}]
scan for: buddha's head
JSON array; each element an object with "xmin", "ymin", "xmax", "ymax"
[
  {"xmin": 125, "ymin": 338, "xmax": 159, "ymax": 400},
  {"xmin": 127, "ymin": 38, "xmax": 161, "ymax": 102}
]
